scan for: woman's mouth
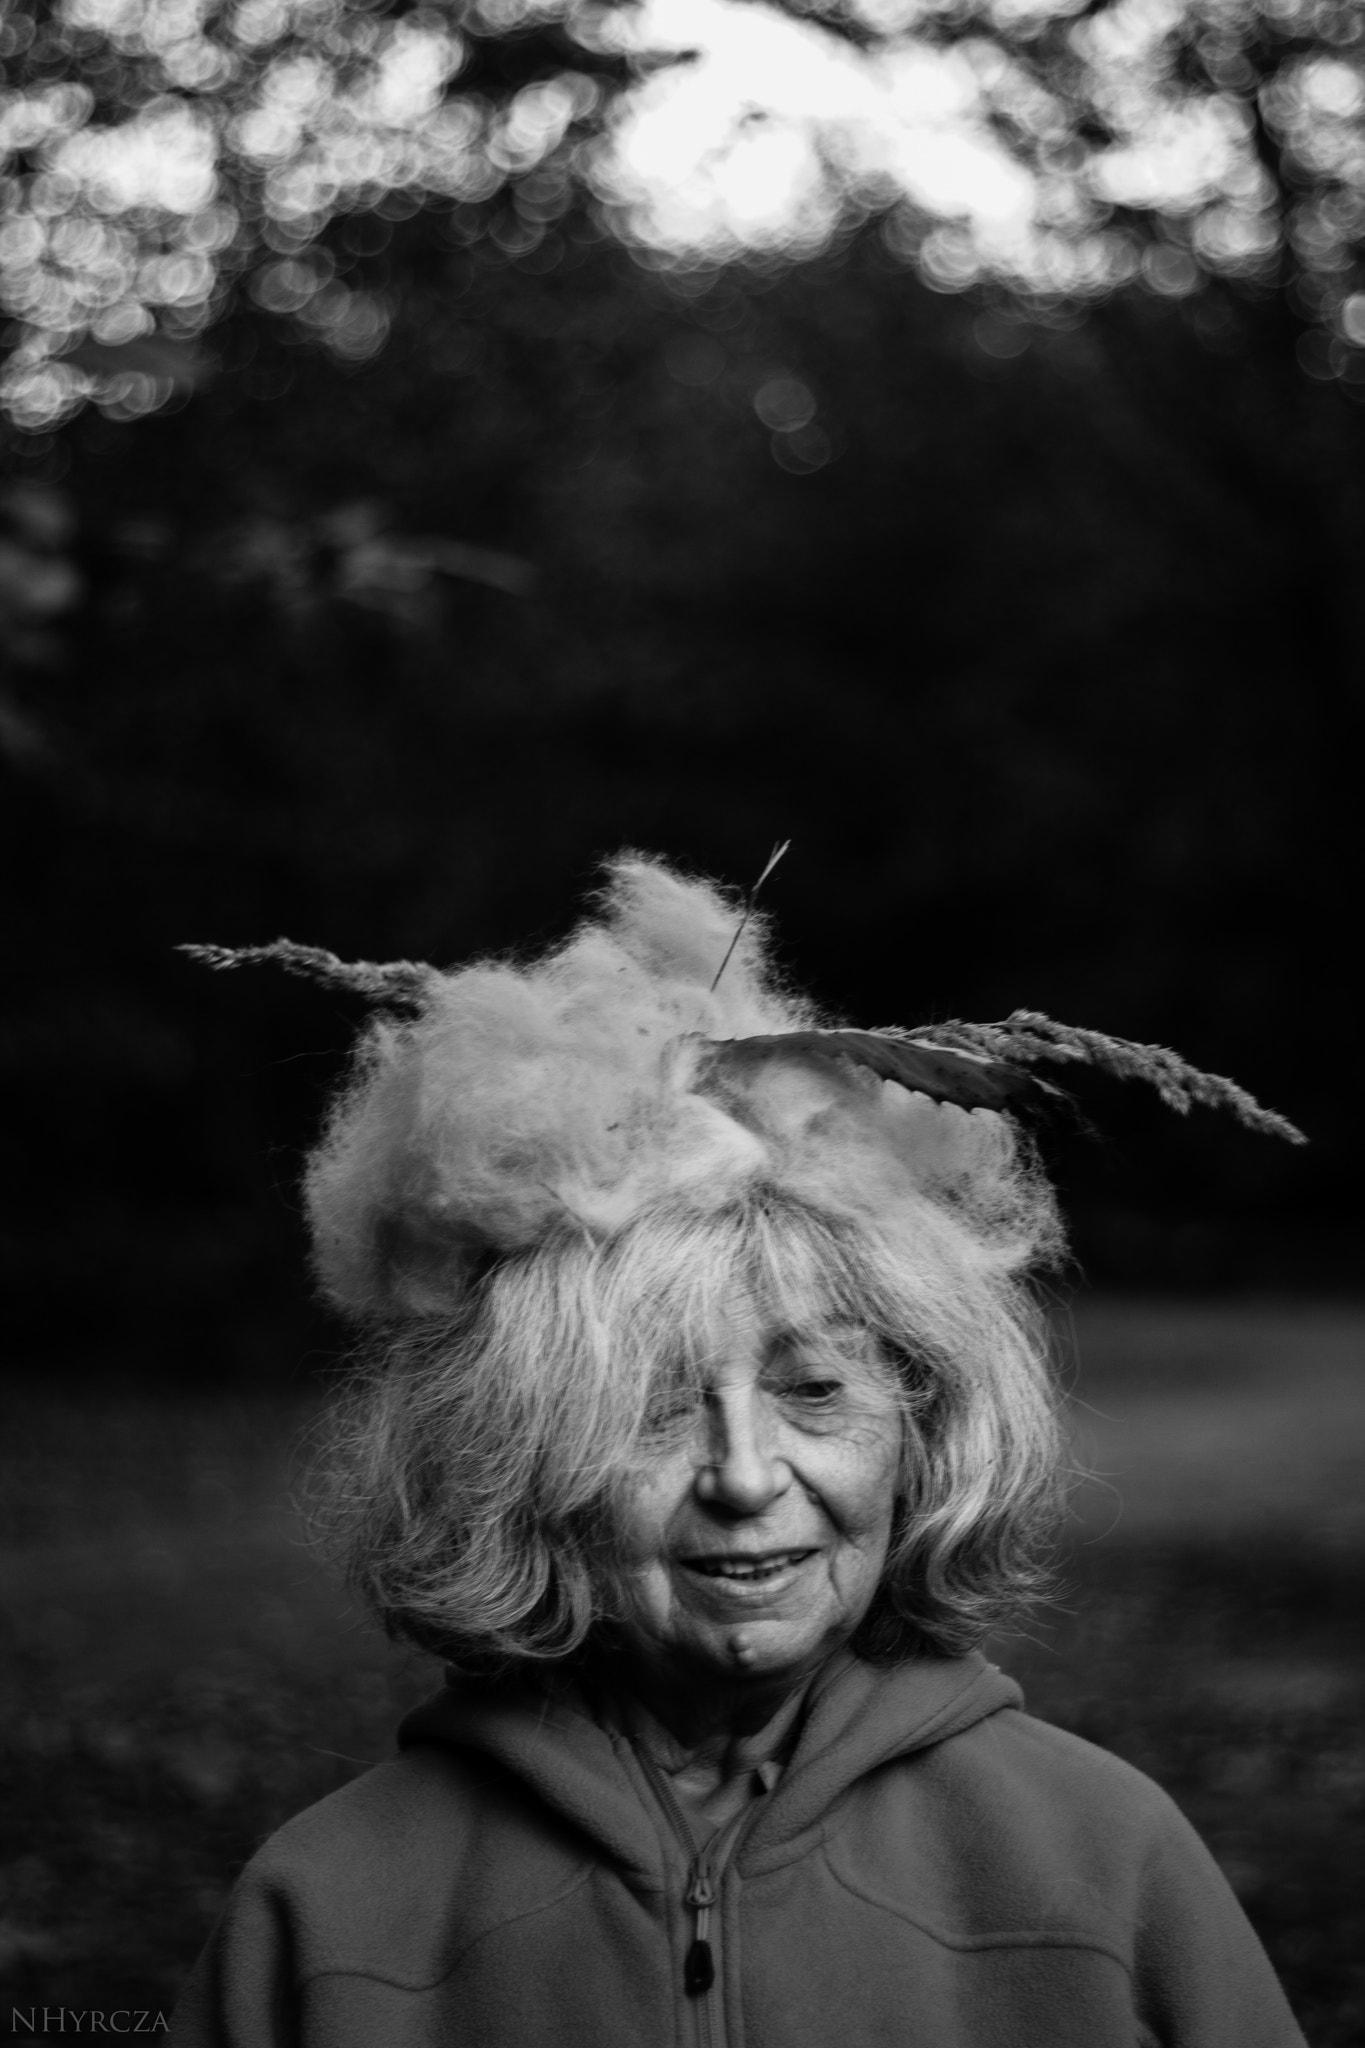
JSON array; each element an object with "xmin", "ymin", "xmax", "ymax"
[{"xmin": 682, "ymin": 1549, "xmax": 814, "ymax": 1584}]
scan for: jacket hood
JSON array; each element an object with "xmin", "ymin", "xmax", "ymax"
[{"xmin": 399, "ymin": 1651, "xmax": 1021, "ymax": 1884}]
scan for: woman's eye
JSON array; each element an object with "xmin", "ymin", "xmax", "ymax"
[
  {"xmin": 643, "ymin": 1391, "xmax": 699, "ymax": 1433},
  {"xmin": 788, "ymin": 1377, "xmax": 844, "ymax": 1406}
]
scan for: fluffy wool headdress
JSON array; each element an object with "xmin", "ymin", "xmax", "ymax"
[{"xmin": 184, "ymin": 852, "xmax": 1303, "ymax": 1323}]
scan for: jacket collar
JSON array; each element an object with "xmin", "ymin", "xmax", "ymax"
[{"xmin": 398, "ymin": 1651, "xmax": 1021, "ymax": 1881}]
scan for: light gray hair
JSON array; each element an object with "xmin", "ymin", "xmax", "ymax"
[{"xmin": 313, "ymin": 1160, "xmax": 1066, "ymax": 1668}]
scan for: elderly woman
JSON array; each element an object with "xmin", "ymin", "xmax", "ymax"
[{"xmin": 172, "ymin": 855, "xmax": 1306, "ymax": 2048}]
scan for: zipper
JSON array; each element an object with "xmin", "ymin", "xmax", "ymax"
[
  {"xmin": 684, "ymin": 1866, "xmax": 717, "ymax": 1997},
  {"xmin": 634, "ymin": 1745, "xmax": 751, "ymax": 2048}
]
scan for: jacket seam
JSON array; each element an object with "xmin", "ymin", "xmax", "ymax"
[
  {"xmin": 825, "ymin": 1855, "xmax": 1137, "ymax": 1979},
  {"xmin": 737, "ymin": 1813, "xmax": 843, "ymax": 1877},
  {"xmin": 291, "ymin": 1863, "xmax": 598, "ymax": 1996}
]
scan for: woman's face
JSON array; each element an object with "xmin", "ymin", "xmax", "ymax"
[{"xmin": 612, "ymin": 1318, "xmax": 903, "ymax": 1705}]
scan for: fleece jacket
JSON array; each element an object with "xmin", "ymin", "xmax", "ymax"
[{"xmin": 168, "ymin": 1651, "xmax": 1306, "ymax": 2048}]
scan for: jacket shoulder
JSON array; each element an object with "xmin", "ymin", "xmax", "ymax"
[
  {"xmin": 957, "ymin": 1705, "xmax": 1196, "ymax": 1832},
  {"xmin": 238, "ymin": 1742, "xmax": 597, "ymax": 1988},
  {"xmin": 939, "ymin": 1709, "xmax": 1304, "ymax": 2045},
  {"xmin": 796, "ymin": 1704, "xmax": 1303, "ymax": 2048},
  {"xmin": 834, "ymin": 1706, "xmax": 1242, "ymax": 1951}
]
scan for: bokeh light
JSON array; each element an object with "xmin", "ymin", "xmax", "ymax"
[{"xmin": 3, "ymin": 0, "xmax": 1365, "ymax": 425}]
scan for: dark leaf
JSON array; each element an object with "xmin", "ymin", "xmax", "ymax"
[{"xmin": 705, "ymin": 1031, "xmax": 1055, "ymax": 1114}]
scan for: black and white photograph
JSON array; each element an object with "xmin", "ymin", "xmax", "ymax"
[{"xmin": 2, "ymin": 0, "xmax": 1362, "ymax": 2041}]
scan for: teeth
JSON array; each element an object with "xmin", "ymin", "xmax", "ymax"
[{"xmin": 690, "ymin": 1553, "xmax": 806, "ymax": 1579}]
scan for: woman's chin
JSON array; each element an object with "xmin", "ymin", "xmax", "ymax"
[{"xmin": 681, "ymin": 1612, "xmax": 841, "ymax": 1686}]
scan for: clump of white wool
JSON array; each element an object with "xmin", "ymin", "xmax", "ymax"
[{"xmin": 305, "ymin": 853, "xmax": 1045, "ymax": 1323}]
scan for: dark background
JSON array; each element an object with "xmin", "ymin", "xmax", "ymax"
[
  {"xmin": 2, "ymin": 0, "xmax": 1363, "ymax": 2036},
  {"xmin": 4, "ymin": 221, "xmax": 1359, "ymax": 1375},
  {"xmin": 3, "ymin": 0, "xmax": 1362, "ymax": 1372}
]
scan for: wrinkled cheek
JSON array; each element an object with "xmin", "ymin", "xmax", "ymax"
[
  {"xmin": 611, "ymin": 1463, "xmax": 686, "ymax": 1568},
  {"xmin": 833, "ymin": 1517, "xmax": 897, "ymax": 1612},
  {"xmin": 610, "ymin": 1522, "xmax": 657, "ymax": 1574},
  {"xmin": 613, "ymin": 1560, "xmax": 679, "ymax": 1641}
]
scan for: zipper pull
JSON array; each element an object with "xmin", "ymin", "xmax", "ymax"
[
  {"xmin": 684, "ymin": 1870, "xmax": 716, "ymax": 1995},
  {"xmin": 684, "ymin": 1940, "xmax": 715, "ymax": 1996}
]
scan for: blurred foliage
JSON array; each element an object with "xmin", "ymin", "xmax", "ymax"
[
  {"xmin": 0, "ymin": 0, "xmax": 634, "ymax": 423},
  {"xmin": 4, "ymin": 0, "xmax": 1365, "ymax": 425}
]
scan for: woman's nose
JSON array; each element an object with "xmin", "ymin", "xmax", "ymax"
[{"xmin": 694, "ymin": 1387, "xmax": 789, "ymax": 1514}]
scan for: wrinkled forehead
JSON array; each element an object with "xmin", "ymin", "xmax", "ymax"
[{"xmin": 682, "ymin": 1300, "xmax": 883, "ymax": 1376}]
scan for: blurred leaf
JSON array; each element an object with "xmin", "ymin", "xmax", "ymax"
[{"xmin": 4, "ymin": 0, "xmax": 1365, "ymax": 426}]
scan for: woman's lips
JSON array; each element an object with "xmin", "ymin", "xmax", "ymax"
[{"xmin": 678, "ymin": 1549, "xmax": 815, "ymax": 1595}]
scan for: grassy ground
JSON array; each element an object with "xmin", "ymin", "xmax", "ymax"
[{"xmin": 2, "ymin": 1298, "xmax": 1362, "ymax": 2041}]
